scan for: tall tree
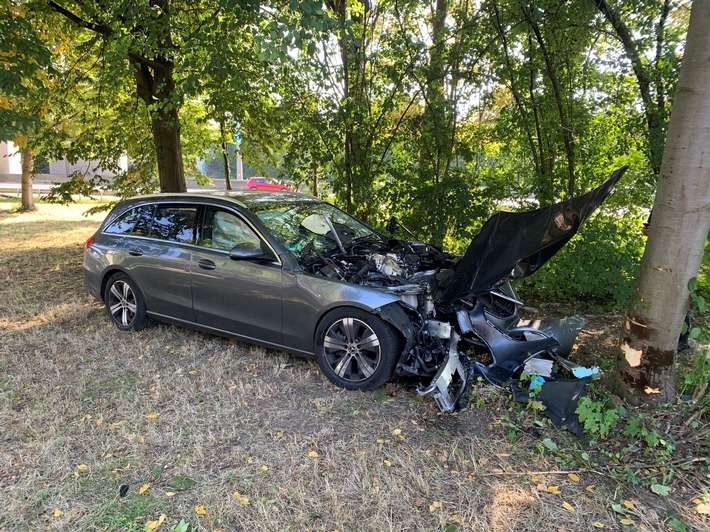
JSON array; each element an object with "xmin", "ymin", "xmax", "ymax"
[
  {"xmin": 0, "ymin": 1, "xmax": 55, "ymax": 211},
  {"xmin": 593, "ymin": 0, "xmax": 688, "ymax": 179},
  {"xmin": 616, "ymin": 0, "xmax": 709, "ymax": 405},
  {"xmin": 45, "ymin": 0, "xmax": 192, "ymax": 192}
]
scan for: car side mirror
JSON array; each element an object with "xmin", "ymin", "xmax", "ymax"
[{"xmin": 229, "ymin": 242, "xmax": 277, "ymax": 262}]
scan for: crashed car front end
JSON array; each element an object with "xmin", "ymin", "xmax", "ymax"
[{"xmin": 251, "ymin": 167, "xmax": 627, "ymax": 427}]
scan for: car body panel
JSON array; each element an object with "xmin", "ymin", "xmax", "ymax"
[
  {"xmin": 190, "ymin": 246, "xmax": 284, "ymax": 343},
  {"xmin": 121, "ymin": 238, "xmax": 195, "ymax": 321},
  {"xmin": 281, "ymin": 271, "xmax": 406, "ymax": 353},
  {"xmin": 436, "ymin": 166, "xmax": 628, "ymax": 300}
]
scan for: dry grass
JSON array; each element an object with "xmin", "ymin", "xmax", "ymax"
[{"xmin": 0, "ymin": 197, "xmax": 707, "ymax": 531}]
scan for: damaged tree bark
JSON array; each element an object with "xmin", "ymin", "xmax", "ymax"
[{"xmin": 617, "ymin": 0, "xmax": 710, "ymax": 406}]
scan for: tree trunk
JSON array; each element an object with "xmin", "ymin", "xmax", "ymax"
[
  {"xmin": 312, "ymin": 159, "xmax": 318, "ymax": 196},
  {"xmin": 617, "ymin": 0, "xmax": 710, "ymax": 406},
  {"xmin": 220, "ymin": 121, "xmax": 232, "ymax": 191},
  {"xmin": 132, "ymin": 59, "xmax": 186, "ymax": 193},
  {"xmin": 20, "ymin": 148, "xmax": 36, "ymax": 212}
]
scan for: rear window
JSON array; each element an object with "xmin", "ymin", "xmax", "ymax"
[
  {"xmin": 150, "ymin": 206, "xmax": 197, "ymax": 243},
  {"xmin": 104, "ymin": 205, "xmax": 154, "ymax": 235}
]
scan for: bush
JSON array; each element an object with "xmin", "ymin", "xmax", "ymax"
[{"xmin": 519, "ymin": 211, "xmax": 646, "ymax": 309}]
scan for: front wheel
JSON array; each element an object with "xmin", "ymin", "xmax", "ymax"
[
  {"xmin": 103, "ymin": 273, "xmax": 150, "ymax": 331},
  {"xmin": 315, "ymin": 308, "xmax": 401, "ymax": 391}
]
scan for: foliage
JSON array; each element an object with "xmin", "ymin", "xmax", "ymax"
[
  {"xmin": 519, "ymin": 208, "xmax": 647, "ymax": 309},
  {"xmin": 575, "ymin": 390, "xmax": 624, "ymax": 438}
]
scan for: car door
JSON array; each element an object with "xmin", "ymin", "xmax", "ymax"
[
  {"xmin": 121, "ymin": 203, "xmax": 197, "ymax": 321},
  {"xmin": 190, "ymin": 206, "xmax": 283, "ymax": 344}
]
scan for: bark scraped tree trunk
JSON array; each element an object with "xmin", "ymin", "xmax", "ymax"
[{"xmin": 617, "ymin": 0, "xmax": 710, "ymax": 406}]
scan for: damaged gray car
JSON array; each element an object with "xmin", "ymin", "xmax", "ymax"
[{"xmin": 84, "ymin": 167, "xmax": 627, "ymax": 426}]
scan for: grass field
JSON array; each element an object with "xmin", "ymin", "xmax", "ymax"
[{"xmin": 0, "ymin": 197, "xmax": 707, "ymax": 531}]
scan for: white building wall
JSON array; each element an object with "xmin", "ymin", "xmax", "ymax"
[{"xmin": 0, "ymin": 142, "xmax": 22, "ymax": 174}]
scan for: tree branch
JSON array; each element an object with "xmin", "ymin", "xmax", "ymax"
[{"xmin": 47, "ymin": 1, "xmax": 114, "ymax": 37}]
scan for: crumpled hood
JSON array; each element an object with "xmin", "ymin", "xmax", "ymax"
[{"xmin": 435, "ymin": 166, "xmax": 628, "ymax": 302}]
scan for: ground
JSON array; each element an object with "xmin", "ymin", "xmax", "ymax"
[{"xmin": 0, "ymin": 198, "xmax": 707, "ymax": 531}]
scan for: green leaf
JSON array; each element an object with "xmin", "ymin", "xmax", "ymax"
[
  {"xmin": 541, "ymin": 438, "xmax": 558, "ymax": 451},
  {"xmin": 167, "ymin": 475, "xmax": 197, "ymax": 490},
  {"xmin": 151, "ymin": 464, "xmax": 164, "ymax": 481},
  {"xmin": 171, "ymin": 519, "xmax": 191, "ymax": 532},
  {"xmin": 667, "ymin": 518, "xmax": 687, "ymax": 532},
  {"xmin": 650, "ymin": 484, "xmax": 671, "ymax": 496}
]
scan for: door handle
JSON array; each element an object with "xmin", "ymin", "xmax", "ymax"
[
  {"xmin": 197, "ymin": 259, "xmax": 216, "ymax": 270},
  {"xmin": 128, "ymin": 247, "xmax": 143, "ymax": 256}
]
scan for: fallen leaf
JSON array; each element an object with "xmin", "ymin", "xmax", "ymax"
[
  {"xmin": 547, "ymin": 485, "xmax": 560, "ymax": 494},
  {"xmin": 165, "ymin": 492, "xmax": 176, "ymax": 497},
  {"xmin": 568, "ymin": 473, "xmax": 580, "ymax": 482},
  {"xmin": 261, "ymin": 465, "xmax": 268, "ymax": 471},
  {"xmin": 233, "ymin": 491, "xmax": 250, "ymax": 505},
  {"xmin": 619, "ymin": 518, "xmax": 634, "ymax": 525},
  {"xmin": 168, "ymin": 475, "xmax": 196, "ymax": 490},
  {"xmin": 308, "ymin": 451, "xmax": 319, "ymax": 458},
  {"xmin": 392, "ymin": 429, "xmax": 402, "ymax": 436},
  {"xmin": 195, "ymin": 505, "xmax": 207, "ymax": 515},
  {"xmin": 651, "ymin": 484, "xmax": 671, "ymax": 496},
  {"xmin": 383, "ymin": 459, "xmax": 392, "ymax": 467},
  {"xmin": 586, "ymin": 484, "xmax": 596, "ymax": 492},
  {"xmin": 592, "ymin": 522, "xmax": 605, "ymax": 528},
  {"xmin": 562, "ymin": 501, "xmax": 575, "ymax": 512},
  {"xmin": 146, "ymin": 413, "xmax": 160, "ymax": 419},
  {"xmin": 530, "ymin": 475, "xmax": 541, "ymax": 483},
  {"xmin": 623, "ymin": 500, "xmax": 634, "ymax": 509},
  {"xmin": 429, "ymin": 501, "xmax": 442, "ymax": 512},
  {"xmin": 76, "ymin": 464, "xmax": 88, "ymax": 471},
  {"xmin": 376, "ymin": 439, "xmax": 385, "ymax": 444},
  {"xmin": 53, "ymin": 509, "xmax": 63, "ymax": 518},
  {"xmin": 145, "ymin": 514, "xmax": 166, "ymax": 530},
  {"xmin": 696, "ymin": 503, "xmax": 710, "ymax": 515},
  {"xmin": 139, "ymin": 483, "xmax": 151, "ymax": 494}
]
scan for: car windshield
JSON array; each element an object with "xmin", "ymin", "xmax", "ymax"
[{"xmin": 251, "ymin": 200, "xmax": 379, "ymax": 254}]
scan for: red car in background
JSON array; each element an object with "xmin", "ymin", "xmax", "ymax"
[{"xmin": 246, "ymin": 177, "xmax": 290, "ymax": 191}]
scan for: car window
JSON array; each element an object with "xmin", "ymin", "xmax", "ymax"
[
  {"xmin": 201, "ymin": 208, "xmax": 261, "ymax": 251},
  {"xmin": 149, "ymin": 206, "xmax": 197, "ymax": 243},
  {"xmin": 104, "ymin": 205, "xmax": 155, "ymax": 236},
  {"xmin": 252, "ymin": 201, "xmax": 376, "ymax": 254}
]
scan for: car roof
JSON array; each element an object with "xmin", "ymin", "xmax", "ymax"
[{"xmin": 117, "ymin": 190, "xmax": 322, "ymax": 210}]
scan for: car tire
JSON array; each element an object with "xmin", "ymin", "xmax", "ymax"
[
  {"xmin": 250, "ymin": 186, "xmax": 258, "ymax": 190},
  {"xmin": 280, "ymin": 187, "xmax": 288, "ymax": 191},
  {"xmin": 315, "ymin": 307, "xmax": 401, "ymax": 391},
  {"xmin": 103, "ymin": 272, "xmax": 150, "ymax": 331}
]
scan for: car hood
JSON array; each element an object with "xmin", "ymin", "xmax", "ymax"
[{"xmin": 434, "ymin": 166, "xmax": 629, "ymax": 302}]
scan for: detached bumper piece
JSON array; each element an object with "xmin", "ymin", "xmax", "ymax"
[
  {"xmin": 417, "ymin": 332, "xmax": 470, "ymax": 412},
  {"xmin": 511, "ymin": 377, "xmax": 591, "ymax": 435}
]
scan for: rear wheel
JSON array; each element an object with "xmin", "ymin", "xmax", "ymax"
[
  {"xmin": 103, "ymin": 273, "xmax": 149, "ymax": 331},
  {"xmin": 250, "ymin": 186, "xmax": 258, "ymax": 190},
  {"xmin": 315, "ymin": 308, "xmax": 400, "ymax": 391}
]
